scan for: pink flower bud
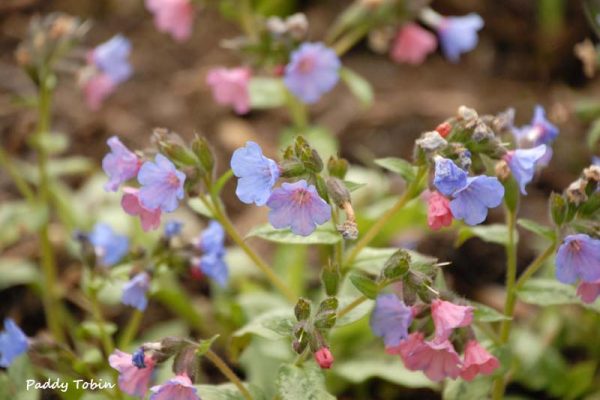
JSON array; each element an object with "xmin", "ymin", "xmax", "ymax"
[
  {"xmin": 390, "ymin": 23, "xmax": 437, "ymax": 65},
  {"xmin": 314, "ymin": 347, "xmax": 334, "ymax": 369},
  {"xmin": 427, "ymin": 191, "xmax": 453, "ymax": 230},
  {"xmin": 460, "ymin": 340, "xmax": 500, "ymax": 381}
]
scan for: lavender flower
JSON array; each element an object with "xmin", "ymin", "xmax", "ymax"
[
  {"xmin": 138, "ymin": 154, "xmax": 186, "ymax": 213},
  {"xmin": 198, "ymin": 220, "xmax": 225, "ymax": 253},
  {"xmin": 505, "ymin": 144, "xmax": 547, "ymax": 195},
  {"xmin": 89, "ymin": 223, "xmax": 129, "ymax": 266},
  {"xmin": 449, "ymin": 176, "xmax": 504, "ymax": 225},
  {"xmin": 92, "ymin": 35, "xmax": 132, "ymax": 84},
  {"xmin": 0, "ymin": 319, "xmax": 28, "ymax": 367},
  {"xmin": 284, "ymin": 42, "xmax": 341, "ymax": 104},
  {"xmin": 437, "ymin": 14, "xmax": 484, "ymax": 62},
  {"xmin": 370, "ymin": 294, "xmax": 413, "ymax": 348},
  {"xmin": 195, "ymin": 252, "xmax": 228, "ymax": 287},
  {"xmin": 231, "ymin": 141, "xmax": 280, "ymax": 206},
  {"xmin": 433, "ymin": 157, "xmax": 467, "ymax": 196},
  {"xmin": 122, "ymin": 272, "xmax": 151, "ymax": 311},
  {"xmin": 150, "ymin": 374, "xmax": 199, "ymax": 400},
  {"xmin": 266, "ymin": 180, "xmax": 331, "ymax": 236},
  {"xmin": 514, "ymin": 105, "xmax": 559, "ymax": 147},
  {"xmin": 102, "ymin": 136, "xmax": 140, "ymax": 192},
  {"xmin": 555, "ymin": 234, "xmax": 600, "ymax": 284}
]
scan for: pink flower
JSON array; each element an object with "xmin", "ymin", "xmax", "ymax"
[
  {"xmin": 427, "ymin": 191, "xmax": 453, "ymax": 230},
  {"xmin": 397, "ymin": 332, "xmax": 462, "ymax": 381},
  {"xmin": 150, "ymin": 374, "xmax": 199, "ymax": 400},
  {"xmin": 390, "ymin": 23, "xmax": 437, "ymax": 65},
  {"xmin": 121, "ymin": 188, "xmax": 162, "ymax": 232},
  {"xmin": 314, "ymin": 347, "xmax": 334, "ymax": 369},
  {"xmin": 431, "ymin": 299, "xmax": 473, "ymax": 341},
  {"xmin": 83, "ymin": 74, "xmax": 117, "ymax": 111},
  {"xmin": 460, "ymin": 340, "xmax": 500, "ymax": 381},
  {"xmin": 577, "ymin": 280, "xmax": 600, "ymax": 304},
  {"xmin": 146, "ymin": 0, "xmax": 195, "ymax": 42},
  {"xmin": 109, "ymin": 349, "xmax": 156, "ymax": 397},
  {"xmin": 206, "ymin": 67, "xmax": 251, "ymax": 114}
]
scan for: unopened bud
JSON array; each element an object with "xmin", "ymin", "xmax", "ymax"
[
  {"xmin": 314, "ymin": 347, "xmax": 334, "ymax": 369},
  {"xmin": 583, "ymin": 165, "xmax": 600, "ymax": 182},
  {"xmin": 472, "ymin": 121, "xmax": 494, "ymax": 142},
  {"xmin": 294, "ymin": 298, "xmax": 311, "ymax": 321},
  {"xmin": 191, "ymin": 135, "xmax": 214, "ymax": 174},
  {"xmin": 495, "ymin": 160, "xmax": 510, "ymax": 180},
  {"xmin": 327, "ymin": 156, "xmax": 348, "ymax": 179},
  {"xmin": 549, "ymin": 192, "xmax": 567, "ymax": 226},
  {"xmin": 382, "ymin": 249, "xmax": 411, "ymax": 281},
  {"xmin": 566, "ymin": 179, "xmax": 588, "ymax": 205},
  {"xmin": 172, "ymin": 345, "xmax": 201, "ymax": 383},
  {"xmin": 435, "ymin": 122, "xmax": 452, "ymax": 138},
  {"xmin": 458, "ymin": 105, "xmax": 478, "ymax": 121},
  {"xmin": 286, "ymin": 13, "xmax": 309, "ymax": 40},
  {"xmin": 416, "ymin": 131, "xmax": 447, "ymax": 152},
  {"xmin": 326, "ymin": 177, "xmax": 351, "ymax": 207},
  {"xmin": 279, "ymin": 159, "xmax": 305, "ymax": 177},
  {"xmin": 321, "ymin": 262, "xmax": 341, "ymax": 296}
]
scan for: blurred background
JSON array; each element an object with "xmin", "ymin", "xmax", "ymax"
[{"xmin": 1, "ymin": 0, "xmax": 600, "ymax": 399}]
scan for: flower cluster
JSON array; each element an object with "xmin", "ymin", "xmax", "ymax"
[
  {"xmin": 102, "ymin": 136, "xmax": 186, "ymax": 232},
  {"xmin": 370, "ymin": 295, "xmax": 498, "ymax": 381},
  {"xmin": 79, "ymin": 35, "xmax": 133, "ymax": 110},
  {"xmin": 231, "ymin": 140, "xmax": 334, "ymax": 236}
]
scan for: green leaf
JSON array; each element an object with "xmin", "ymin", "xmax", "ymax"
[
  {"xmin": 276, "ymin": 364, "xmax": 335, "ymax": 400},
  {"xmin": 456, "ymin": 224, "xmax": 518, "ymax": 247},
  {"xmin": 336, "ymin": 296, "xmax": 374, "ymax": 326},
  {"xmin": 196, "ymin": 383, "xmax": 266, "ymax": 400},
  {"xmin": 249, "ymin": 77, "xmax": 287, "ymax": 109},
  {"xmin": 46, "ymin": 157, "xmax": 93, "ymax": 178},
  {"xmin": 246, "ymin": 223, "xmax": 341, "ymax": 245},
  {"xmin": 471, "ymin": 302, "xmax": 511, "ymax": 322},
  {"xmin": 517, "ymin": 219, "xmax": 556, "ymax": 241},
  {"xmin": 349, "ymin": 273, "xmax": 379, "ymax": 299},
  {"xmin": 334, "ymin": 355, "xmax": 435, "ymax": 388},
  {"xmin": 443, "ymin": 377, "xmax": 493, "ymax": 400},
  {"xmin": 587, "ymin": 117, "xmax": 600, "ymax": 149},
  {"xmin": 343, "ymin": 180, "xmax": 366, "ymax": 192},
  {"xmin": 5, "ymin": 357, "xmax": 40, "ymax": 400},
  {"xmin": 33, "ymin": 132, "xmax": 69, "ymax": 155},
  {"xmin": 374, "ymin": 157, "xmax": 416, "ymax": 183},
  {"xmin": 231, "ymin": 309, "xmax": 294, "ymax": 358},
  {"xmin": 0, "ymin": 259, "xmax": 40, "ymax": 290},
  {"xmin": 574, "ymin": 98, "xmax": 600, "ymax": 121},
  {"xmin": 340, "ymin": 67, "xmax": 374, "ymax": 108},
  {"xmin": 517, "ymin": 278, "xmax": 600, "ymax": 312},
  {"xmin": 188, "ymin": 196, "xmax": 215, "ymax": 218}
]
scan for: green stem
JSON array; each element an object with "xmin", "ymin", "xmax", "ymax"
[
  {"xmin": 343, "ymin": 167, "xmax": 426, "ymax": 270},
  {"xmin": 492, "ymin": 209, "xmax": 518, "ymax": 400},
  {"xmin": 117, "ymin": 309, "xmax": 144, "ymax": 349},
  {"xmin": 206, "ymin": 192, "xmax": 296, "ymax": 303},
  {"xmin": 285, "ymin": 90, "xmax": 309, "ymax": 130},
  {"xmin": 338, "ymin": 295, "xmax": 367, "ymax": 319},
  {"xmin": 89, "ymin": 289, "xmax": 114, "ymax": 357},
  {"xmin": 36, "ymin": 76, "xmax": 65, "ymax": 344},
  {"xmin": 514, "ymin": 243, "xmax": 557, "ymax": 291},
  {"xmin": 332, "ymin": 23, "xmax": 372, "ymax": 56},
  {"xmin": 206, "ymin": 350, "xmax": 253, "ymax": 400}
]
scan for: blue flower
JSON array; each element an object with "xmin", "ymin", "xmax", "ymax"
[
  {"xmin": 437, "ymin": 14, "xmax": 484, "ymax": 63},
  {"xmin": 284, "ymin": 42, "xmax": 341, "ymax": 104},
  {"xmin": 0, "ymin": 319, "xmax": 28, "ymax": 367},
  {"xmin": 132, "ymin": 347, "xmax": 146, "ymax": 369},
  {"xmin": 555, "ymin": 234, "xmax": 600, "ymax": 284},
  {"xmin": 138, "ymin": 154, "xmax": 186, "ymax": 213},
  {"xmin": 92, "ymin": 35, "xmax": 132, "ymax": 84},
  {"xmin": 449, "ymin": 176, "xmax": 504, "ymax": 225},
  {"xmin": 89, "ymin": 223, "xmax": 129, "ymax": 266},
  {"xmin": 198, "ymin": 220, "xmax": 225, "ymax": 253},
  {"xmin": 370, "ymin": 294, "xmax": 413, "ymax": 348},
  {"xmin": 505, "ymin": 144, "xmax": 547, "ymax": 195},
  {"xmin": 164, "ymin": 220, "xmax": 183, "ymax": 238},
  {"xmin": 231, "ymin": 141, "xmax": 280, "ymax": 206},
  {"xmin": 266, "ymin": 180, "xmax": 331, "ymax": 236},
  {"xmin": 514, "ymin": 105, "xmax": 559, "ymax": 147},
  {"xmin": 102, "ymin": 136, "xmax": 140, "ymax": 192},
  {"xmin": 195, "ymin": 252, "xmax": 229, "ymax": 287},
  {"xmin": 433, "ymin": 157, "xmax": 468, "ymax": 196},
  {"xmin": 122, "ymin": 272, "xmax": 151, "ymax": 311}
]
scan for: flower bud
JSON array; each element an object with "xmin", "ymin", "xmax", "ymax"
[
  {"xmin": 495, "ymin": 160, "xmax": 510, "ymax": 180},
  {"xmin": 172, "ymin": 345, "xmax": 201, "ymax": 383},
  {"xmin": 549, "ymin": 192, "xmax": 567, "ymax": 226},
  {"xmin": 191, "ymin": 135, "xmax": 215, "ymax": 174},
  {"xmin": 382, "ymin": 249, "xmax": 411, "ymax": 281},
  {"xmin": 279, "ymin": 159, "xmax": 305, "ymax": 178},
  {"xmin": 327, "ymin": 156, "xmax": 348, "ymax": 179},
  {"xmin": 326, "ymin": 177, "xmax": 351, "ymax": 208},
  {"xmin": 416, "ymin": 131, "xmax": 447, "ymax": 152},
  {"xmin": 435, "ymin": 122, "xmax": 452, "ymax": 138},
  {"xmin": 314, "ymin": 347, "xmax": 334, "ymax": 369},
  {"xmin": 583, "ymin": 165, "xmax": 600, "ymax": 183},
  {"xmin": 566, "ymin": 179, "xmax": 588, "ymax": 205},
  {"xmin": 294, "ymin": 298, "xmax": 311, "ymax": 321},
  {"xmin": 321, "ymin": 262, "xmax": 341, "ymax": 296},
  {"xmin": 458, "ymin": 105, "xmax": 478, "ymax": 121}
]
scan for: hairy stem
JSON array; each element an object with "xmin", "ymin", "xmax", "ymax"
[
  {"xmin": 0, "ymin": 147, "xmax": 36, "ymax": 204},
  {"xmin": 343, "ymin": 167, "xmax": 426, "ymax": 270},
  {"xmin": 338, "ymin": 295, "xmax": 368, "ymax": 319},
  {"xmin": 205, "ymin": 350, "xmax": 253, "ymax": 400}
]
